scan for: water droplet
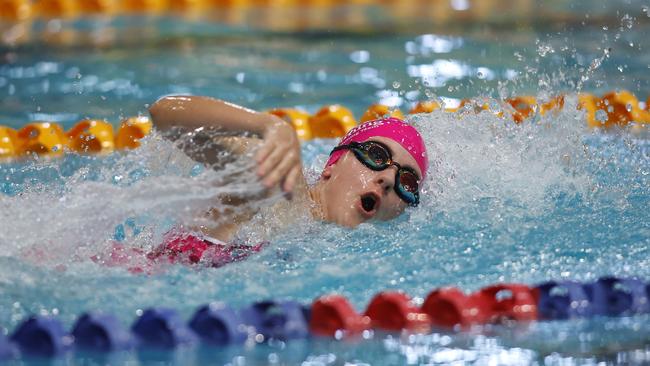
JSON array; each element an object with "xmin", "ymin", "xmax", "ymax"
[
  {"xmin": 537, "ymin": 42, "xmax": 554, "ymax": 57},
  {"xmin": 603, "ymin": 26, "xmax": 609, "ymax": 31},
  {"xmin": 626, "ymin": 103, "xmax": 633, "ymax": 112},
  {"xmin": 513, "ymin": 52, "xmax": 524, "ymax": 61},
  {"xmin": 596, "ymin": 109, "xmax": 608, "ymax": 123},
  {"xmin": 621, "ymin": 14, "xmax": 634, "ymax": 29},
  {"xmin": 392, "ymin": 81, "xmax": 401, "ymax": 89}
]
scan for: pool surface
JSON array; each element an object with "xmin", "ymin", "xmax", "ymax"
[{"xmin": 1, "ymin": 4, "xmax": 650, "ymax": 365}]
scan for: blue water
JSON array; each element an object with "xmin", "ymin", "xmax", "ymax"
[{"xmin": 1, "ymin": 11, "xmax": 650, "ymax": 365}]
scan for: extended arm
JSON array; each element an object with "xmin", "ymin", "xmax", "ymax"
[{"xmin": 149, "ymin": 95, "xmax": 304, "ymax": 193}]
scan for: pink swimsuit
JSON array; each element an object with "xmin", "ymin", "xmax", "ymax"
[{"xmin": 93, "ymin": 229, "xmax": 268, "ymax": 273}]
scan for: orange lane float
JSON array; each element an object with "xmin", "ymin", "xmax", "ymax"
[
  {"xmin": 1, "ymin": 91, "xmax": 649, "ymax": 161},
  {"xmin": 409, "ymin": 100, "xmax": 441, "ymax": 114},
  {"xmin": 539, "ymin": 95, "xmax": 565, "ymax": 116},
  {"xmin": 15, "ymin": 122, "xmax": 69, "ymax": 157},
  {"xmin": 67, "ymin": 119, "xmax": 115, "ymax": 154},
  {"xmin": 309, "ymin": 104, "xmax": 357, "ymax": 139},
  {"xmin": 0, "ymin": 0, "xmax": 32, "ymax": 20},
  {"xmin": 33, "ymin": 0, "xmax": 78, "ymax": 18},
  {"xmin": 0, "ymin": 126, "xmax": 18, "ymax": 159},
  {"xmin": 76, "ymin": 0, "xmax": 115, "ymax": 15},
  {"xmin": 268, "ymin": 108, "xmax": 313, "ymax": 140},
  {"xmin": 506, "ymin": 96, "xmax": 537, "ymax": 123},
  {"xmin": 579, "ymin": 90, "xmax": 650, "ymax": 128},
  {"xmin": 360, "ymin": 104, "xmax": 404, "ymax": 123},
  {"xmin": 114, "ymin": 116, "xmax": 152, "ymax": 150}
]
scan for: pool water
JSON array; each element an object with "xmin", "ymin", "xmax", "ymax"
[{"xmin": 1, "ymin": 11, "xmax": 650, "ymax": 365}]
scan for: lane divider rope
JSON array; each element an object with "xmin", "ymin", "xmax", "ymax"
[
  {"xmin": 1, "ymin": 276, "xmax": 648, "ymax": 360},
  {"xmin": 1, "ymin": 91, "xmax": 648, "ymax": 162}
]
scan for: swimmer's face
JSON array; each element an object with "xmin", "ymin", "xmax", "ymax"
[{"xmin": 319, "ymin": 136, "xmax": 422, "ymax": 227}]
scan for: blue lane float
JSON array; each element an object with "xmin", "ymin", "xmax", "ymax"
[
  {"xmin": 131, "ymin": 308, "xmax": 197, "ymax": 349},
  {"xmin": 584, "ymin": 277, "xmax": 650, "ymax": 317},
  {"xmin": 72, "ymin": 312, "xmax": 134, "ymax": 352},
  {"xmin": 10, "ymin": 316, "xmax": 71, "ymax": 357},
  {"xmin": 1, "ymin": 276, "xmax": 649, "ymax": 360},
  {"xmin": 536, "ymin": 281, "xmax": 592, "ymax": 320},
  {"xmin": 189, "ymin": 303, "xmax": 248, "ymax": 345},
  {"xmin": 240, "ymin": 300, "xmax": 310, "ymax": 341},
  {"xmin": 0, "ymin": 332, "xmax": 15, "ymax": 360}
]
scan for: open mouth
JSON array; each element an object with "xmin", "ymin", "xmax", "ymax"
[{"xmin": 358, "ymin": 192, "xmax": 380, "ymax": 218}]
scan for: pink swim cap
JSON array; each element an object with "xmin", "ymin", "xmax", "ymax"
[{"xmin": 325, "ymin": 117, "xmax": 428, "ymax": 179}]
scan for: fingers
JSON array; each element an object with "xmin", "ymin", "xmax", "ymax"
[
  {"xmin": 255, "ymin": 140, "xmax": 274, "ymax": 166},
  {"xmin": 282, "ymin": 165, "xmax": 301, "ymax": 194},
  {"xmin": 260, "ymin": 148, "xmax": 300, "ymax": 191},
  {"xmin": 257, "ymin": 142, "xmax": 285, "ymax": 178}
]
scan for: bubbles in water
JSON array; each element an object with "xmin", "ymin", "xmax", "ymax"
[
  {"xmin": 621, "ymin": 14, "xmax": 635, "ymax": 29},
  {"xmin": 536, "ymin": 42, "xmax": 555, "ymax": 57}
]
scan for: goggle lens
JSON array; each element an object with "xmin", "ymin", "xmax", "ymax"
[
  {"xmin": 364, "ymin": 143, "xmax": 391, "ymax": 168},
  {"xmin": 398, "ymin": 170, "xmax": 419, "ymax": 194}
]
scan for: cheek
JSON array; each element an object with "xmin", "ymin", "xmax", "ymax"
[{"xmin": 379, "ymin": 196, "xmax": 407, "ymax": 219}]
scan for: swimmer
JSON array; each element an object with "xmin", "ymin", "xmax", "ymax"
[{"xmin": 141, "ymin": 96, "xmax": 428, "ymax": 268}]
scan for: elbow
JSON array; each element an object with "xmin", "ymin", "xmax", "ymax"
[
  {"xmin": 148, "ymin": 96, "xmax": 170, "ymax": 122},
  {"xmin": 149, "ymin": 95, "xmax": 180, "ymax": 130}
]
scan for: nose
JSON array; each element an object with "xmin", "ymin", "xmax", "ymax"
[{"xmin": 375, "ymin": 166, "xmax": 398, "ymax": 195}]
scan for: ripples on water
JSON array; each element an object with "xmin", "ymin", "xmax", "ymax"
[{"xmin": 1, "ymin": 12, "xmax": 650, "ymax": 365}]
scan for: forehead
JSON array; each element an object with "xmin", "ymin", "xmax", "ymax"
[{"xmin": 366, "ymin": 136, "xmax": 422, "ymax": 177}]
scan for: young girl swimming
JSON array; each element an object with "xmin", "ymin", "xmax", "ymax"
[{"xmin": 135, "ymin": 95, "xmax": 428, "ymax": 268}]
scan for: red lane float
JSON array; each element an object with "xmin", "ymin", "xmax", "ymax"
[
  {"xmin": 421, "ymin": 284, "xmax": 538, "ymax": 328},
  {"xmin": 475, "ymin": 284, "xmax": 538, "ymax": 323},
  {"xmin": 309, "ymin": 295, "xmax": 371, "ymax": 337},
  {"xmin": 421, "ymin": 287, "xmax": 490, "ymax": 328},
  {"xmin": 364, "ymin": 291, "xmax": 430, "ymax": 333}
]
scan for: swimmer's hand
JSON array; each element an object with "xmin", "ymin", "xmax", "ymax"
[{"xmin": 255, "ymin": 115, "xmax": 302, "ymax": 195}]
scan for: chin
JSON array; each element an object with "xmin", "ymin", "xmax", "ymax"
[{"xmin": 330, "ymin": 211, "xmax": 363, "ymax": 228}]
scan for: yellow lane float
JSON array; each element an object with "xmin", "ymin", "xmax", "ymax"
[
  {"xmin": 409, "ymin": 101, "xmax": 441, "ymax": 114},
  {"xmin": 360, "ymin": 104, "xmax": 404, "ymax": 123},
  {"xmin": 77, "ymin": 0, "xmax": 115, "ymax": 14},
  {"xmin": 1, "ymin": 91, "xmax": 649, "ymax": 161},
  {"xmin": 67, "ymin": 119, "xmax": 115, "ymax": 154},
  {"xmin": 579, "ymin": 91, "xmax": 650, "ymax": 128},
  {"xmin": 0, "ymin": 126, "xmax": 18, "ymax": 159},
  {"xmin": 539, "ymin": 95, "xmax": 565, "ymax": 116},
  {"xmin": 114, "ymin": 116, "xmax": 152, "ymax": 150},
  {"xmin": 268, "ymin": 108, "xmax": 312, "ymax": 141},
  {"xmin": 15, "ymin": 122, "xmax": 68, "ymax": 157},
  {"xmin": 33, "ymin": 0, "xmax": 78, "ymax": 18},
  {"xmin": 506, "ymin": 96, "xmax": 537, "ymax": 124},
  {"xmin": 121, "ymin": 0, "xmax": 168, "ymax": 14},
  {"xmin": 0, "ymin": 0, "xmax": 32, "ymax": 20},
  {"xmin": 309, "ymin": 104, "xmax": 356, "ymax": 138}
]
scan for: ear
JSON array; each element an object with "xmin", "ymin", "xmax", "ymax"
[{"xmin": 320, "ymin": 164, "xmax": 334, "ymax": 180}]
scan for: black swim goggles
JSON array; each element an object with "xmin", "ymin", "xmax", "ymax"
[{"xmin": 330, "ymin": 140, "xmax": 421, "ymax": 206}]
